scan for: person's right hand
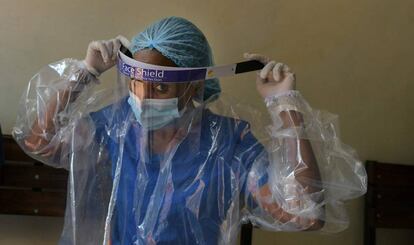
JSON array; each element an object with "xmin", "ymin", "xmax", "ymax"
[{"xmin": 83, "ymin": 35, "xmax": 130, "ymax": 77}]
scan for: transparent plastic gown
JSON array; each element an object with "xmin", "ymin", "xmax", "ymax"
[{"xmin": 13, "ymin": 58, "xmax": 367, "ymax": 245}]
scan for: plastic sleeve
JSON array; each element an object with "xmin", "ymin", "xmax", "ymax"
[
  {"xmin": 245, "ymin": 90, "xmax": 367, "ymax": 232},
  {"xmin": 12, "ymin": 59, "xmax": 99, "ymax": 169}
]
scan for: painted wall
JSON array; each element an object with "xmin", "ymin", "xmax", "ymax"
[{"xmin": 1, "ymin": 0, "xmax": 413, "ymax": 244}]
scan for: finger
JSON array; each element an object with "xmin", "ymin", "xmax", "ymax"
[
  {"xmin": 284, "ymin": 72, "xmax": 296, "ymax": 83},
  {"xmin": 129, "ymin": 79, "xmax": 134, "ymax": 92},
  {"xmin": 282, "ymin": 64, "xmax": 291, "ymax": 73},
  {"xmin": 112, "ymin": 39, "xmax": 121, "ymax": 60},
  {"xmin": 245, "ymin": 53, "xmax": 269, "ymax": 64},
  {"xmin": 244, "ymin": 52, "xmax": 270, "ymax": 64},
  {"xmin": 95, "ymin": 41, "xmax": 110, "ymax": 64},
  {"xmin": 105, "ymin": 40, "xmax": 115, "ymax": 61},
  {"xmin": 88, "ymin": 40, "xmax": 102, "ymax": 54},
  {"xmin": 116, "ymin": 35, "xmax": 131, "ymax": 48},
  {"xmin": 272, "ymin": 63, "xmax": 284, "ymax": 82},
  {"xmin": 104, "ymin": 41, "xmax": 113, "ymax": 64},
  {"xmin": 89, "ymin": 40, "xmax": 110, "ymax": 63},
  {"xmin": 132, "ymin": 80, "xmax": 138, "ymax": 94},
  {"xmin": 259, "ymin": 61, "xmax": 276, "ymax": 82}
]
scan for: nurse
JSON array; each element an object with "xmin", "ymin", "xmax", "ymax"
[{"xmin": 13, "ymin": 16, "xmax": 366, "ymax": 245}]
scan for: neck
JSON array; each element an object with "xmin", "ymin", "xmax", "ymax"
[
  {"xmin": 149, "ymin": 126, "xmax": 177, "ymax": 154},
  {"xmin": 147, "ymin": 102, "xmax": 199, "ymax": 154}
]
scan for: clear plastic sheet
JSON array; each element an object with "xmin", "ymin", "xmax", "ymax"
[{"xmin": 13, "ymin": 58, "xmax": 367, "ymax": 245}]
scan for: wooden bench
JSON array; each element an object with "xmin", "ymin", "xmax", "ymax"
[
  {"xmin": 0, "ymin": 130, "xmax": 253, "ymax": 244},
  {"xmin": 364, "ymin": 160, "xmax": 414, "ymax": 245},
  {"xmin": 0, "ymin": 134, "xmax": 67, "ymax": 216}
]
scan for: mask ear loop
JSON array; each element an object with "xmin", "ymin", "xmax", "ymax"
[
  {"xmin": 177, "ymin": 82, "xmax": 197, "ymax": 110},
  {"xmin": 175, "ymin": 82, "xmax": 203, "ymax": 143},
  {"xmin": 188, "ymin": 81, "xmax": 207, "ymax": 109}
]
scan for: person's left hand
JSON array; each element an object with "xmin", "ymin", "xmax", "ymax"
[{"xmin": 244, "ymin": 53, "xmax": 296, "ymax": 99}]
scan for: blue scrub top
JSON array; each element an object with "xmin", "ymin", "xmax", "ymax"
[{"xmin": 90, "ymin": 98, "xmax": 266, "ymax": 245}]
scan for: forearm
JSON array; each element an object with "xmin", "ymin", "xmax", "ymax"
[
  {"xmin": 250, "ymin": 109, "xmax": 325, "ymax": 230},
  {"xmin": 24, "ymin": 69, "xmax": 96, "ymax": 153},
  {"xmin": 279, "ymin": 110, "xmax": 325, "ymax": 228},
  {"xmin": 279, "ymin": 110, "xmax": 322, "ymax": 195},
  {"xmin": 25, "ymin": 88, "xmax": 71, "ymax": 152}
]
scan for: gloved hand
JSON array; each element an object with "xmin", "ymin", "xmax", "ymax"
[
  {"xmin": 244, "ymin": 53, "xmax": 296, "ymax": 99},
  {"xmin": 83, "ymin": 35, "xmax": 130, "ymax": 77}
]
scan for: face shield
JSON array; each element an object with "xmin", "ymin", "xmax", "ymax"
[
  {"xmin": 115, "ymin": 46, "xmax": 208, "ymax": 159},
  {"xmin": 115, "ymin": 45, "xmax": 267, "ymax": 155}
]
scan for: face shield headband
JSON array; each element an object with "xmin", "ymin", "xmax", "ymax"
[{"xmin": 117, "ymin": 45, "xmax": 265, "ymax": 83}]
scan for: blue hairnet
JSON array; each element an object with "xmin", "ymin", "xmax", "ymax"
[{"xmin": 130, "ymin": 16, "xmax": 221, "ymax": 101}]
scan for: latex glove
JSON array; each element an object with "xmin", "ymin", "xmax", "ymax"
[
  {"xmin": 83, "ymin": 35, "xmax": 130, "ymax": 77},
  {"xmin": 244, "ymin": 53, "xmax": 296, "ymax": 99}
]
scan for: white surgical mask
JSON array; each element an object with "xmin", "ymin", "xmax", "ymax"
[{"xmin": 127, "ymin": 91, "xmax": 186, "ymax": 130}]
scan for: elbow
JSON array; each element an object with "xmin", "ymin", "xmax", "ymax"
[
  {"xmin": 23, "ymin": 136, "xmax": 57, "ymax": 158},
  {"xmin": 304, "ymin": 218, "xmax": 325, "ymax": 231},
  {"xmin": 295, "ymin": 205, "xmax": 326, "ymax": 231},
  {"xmin": 304, "ymin": 203, "xmax": 326, "ymax": 231},
  {"xmin": 303, "ymin": 205, "xmax": 326, "ymax": 231},
  {"xmin": 23, "ymin": 133, "xmax": 47, "ymax": 152}
]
